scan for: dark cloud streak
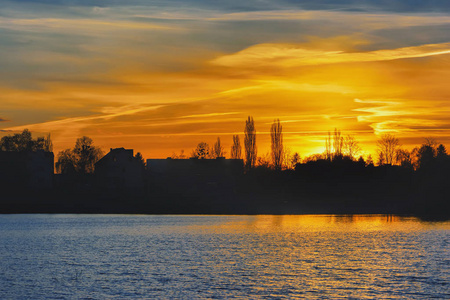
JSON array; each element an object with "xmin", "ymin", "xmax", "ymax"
[{"xmin": 4, "ymin": 0, "xmax": 450, "ymax": 13}]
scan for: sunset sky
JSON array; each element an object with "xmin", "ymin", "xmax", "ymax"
[{"xmin": 1, "ymin": 0, "xmax": 450, "ymax": 159}]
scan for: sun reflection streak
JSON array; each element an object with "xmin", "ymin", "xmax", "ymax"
[{"xmin": 209, "ymin": 215, "xmax": 424, "ymax": 234}]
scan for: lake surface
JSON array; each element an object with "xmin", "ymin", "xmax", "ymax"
[{"xmin": 0, "ymin": 215, "xmax": 448, "ymax": 299}]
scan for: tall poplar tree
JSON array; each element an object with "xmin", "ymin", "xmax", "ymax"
[
  {"xmin": 244, "ymin": 116, "xmax": 256, "ymax": 170},
  {"xmin": 230, "ymin": 135, "xmax": 242, "ymax": 159},
  {"xmin": 270, "ymin": 119, "xmax": 283, "ymax": 170},
  {"xmin": 212, "ymin": 137, "xmax": 224, "ymax": 158}
]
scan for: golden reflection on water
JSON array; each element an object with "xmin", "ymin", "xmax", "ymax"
[{"xmin": 212, "ymin": 215, "xmax": 434, "ymax": 234}]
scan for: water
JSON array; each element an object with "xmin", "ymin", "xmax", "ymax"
[{"xmin": 0, "ymin": 215, "xmax": 448, "ymax": 299}]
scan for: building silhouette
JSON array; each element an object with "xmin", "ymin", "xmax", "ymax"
[
  {"xmin": 146, "ymin": 157, "xmax": 244, "ymax": 188},
  {"xmin": 95, "ymin": 148, "xmax": 145, "ymax": 194},
  {"xmin": 0, "ymin": 150, "xmax": 54, "ymax": 190},
  {"xmin": 145, "ymin": 157, "xmax": 244, "ymax": 212}
]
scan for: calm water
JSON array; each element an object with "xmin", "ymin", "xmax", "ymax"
[{"xmin": 0, "ymin": 215, "xmax": 448, "ymax": 299}]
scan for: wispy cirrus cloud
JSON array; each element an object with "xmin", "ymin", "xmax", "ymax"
[
  {"xmin": 212, "ymin": 42, "xmax": 450, "ymax": 68},
  {"xmin": 0, "ymin": 16, "xmax": 178, "ymax": 32},
  {"xmin": 209, "ymin": 10, "xmax": 450, "ymax": 28},
  {"xmin": 4, "ymin": 104, "xmax": 165, "ymax": 138},
  {"xmin": 354, "ymin": 98, "xmax": 450, "ymax": 135}
]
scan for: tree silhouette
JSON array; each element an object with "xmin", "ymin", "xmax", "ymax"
[
  {"xmin": 377, "ymin": 134, "xmax": 399, "ymax": 165},
  {"xmin": 0, "ymin": 129, "xmax": 52, "ymax": 152},
  {"xmin": 44, "ymin": 134, "xmax": 53, "ymax": 152},
  {"xmin": 15, "ymin": 129, "xmax": 32, "ymax": 151},
  {"xmin": 377, "ymin": 151, "xmax": 385, "ymax": 166},
  {"xmin": 324, "ymin": 129, "xmax": 344, "ymax": 160},
  {"xmin": 396, "ymin": 148, "xmax": 413, "ymax": 169},
  {"xmin": 230, "ymin": 135, "xmax": 242, "ymax": 159},
  {"xmin": 333, "ymin": 128, "xmax": 343, "ymax": 159},
  {"xmin": 171, "ymin": 150, "xmax": 186, "ymax": 159},
  {"xmin": 437, "ymin": 144, "xmax": 447, "ymax": 159},
  {"xmin": 73, "ymin": 136, "xmax": 103, "ymax": 173},
  {"xmin": 416, "ymin": 139, "xmax": 438, "ymax": 169},
  {"xmin": 325, "ymin": 131, "xmax": 332, "ymax": 160},
  {"xmin": 304, "ymin": 153, "xmax": 325, "ymax": 163},
  {"xmin": 55, "ymin": 136, "xmax": 102, "ymax": 174},
  {"xmin": 270, "ymin": 119, "xmax": 283, "ymax": 170},
  {"xmin": 212, "ymin": 137, "xmax": 224, "ymax": 158},
  {"xmin": 33, "ymin": 136, "xmax": 45, "ymax": 151},
  {"xmin": 244, "ymin": 116, "xmax": 257, "ymax": 170},
  {"xmin": 291, "ymin": 152, "xmax": 301, "ymax": 168},
  {"xmin": 257, "ymin": 153, "xmax": 271, "ymax": 168},
  {"xmin": 343, "ymin": 135, "xmax": 361, "ymax": 160},
  {"xmin": 357, "ymin": 155, "xmax": 365, "ymax": 164},
  {"xmin": 55, "ymin": 149, "xmax": 77, "ymax": 174},
  {"xmin": 191, "ymin": 142, "xmax": 210, "ymax": 159},
  {"xmin": 282, "ymin": 148, "xmax": 300, "ymax": 170},
  {"xmin": 0, "ymin": 135, "xmax": 14, "ymax": 151},
  {"xmin": 135, "ymin": 152, "xmax": 145, "ymax": 166}
]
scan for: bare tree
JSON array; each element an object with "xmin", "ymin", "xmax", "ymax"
[
  {"xmin": 244, "ymin": 116, "xmax": 257, "ymax": 170},
  {"xmin": 325, "ymin": 131, "xmax": 332, "ymax": 160},
  {"xmin": 211, "ymin": 137, "xmax": 224, "ymax": 158},
  {"xmin": 377, "ymin": 134, "xmax": 399, "ymax": 165},
  {"xmin": 270, "ymin": 119, "xmax": 283, "ymax": 170},
  {"xmin": 230, "ymin": 135, "xmax": 242, "ymax": 159},
  {"xmin": 191, "ymin": 142, "xmax": 210, "ymax": 159},
  {"xmin": 377, "ymin": 152, "xmax": 385, "ymax": 166},
  {"xmin": 283, "ymin": 148, "xmax": 300, "ymax": 170},
  {"xmin": 44, "ymin": 133, "xmax": 53, "ymax": 152},
  {"xmin": 396, "ymin": 148, "xmax": 413, "ymax": 168},
  {"xmin": 257, "ymin": 152, "xmax": 271, "ymax": 168},
  {"xmin": 171, "ymin": 149, "xmax": 186, "ymax": 159},
  {"xmin": 410, "ymin": 147, "xmax": 420, "ymax": 169},
  {"xmin": 333, "ymin": 128, "xmax": 343, "ymax": 159},
  {"xmin": 343, "ymin": 135, "xmax": 361, "ymax": 160},
  {"xmin": 282, "ymin": 147, "xmax": 291, "ymax": 170},
  {"xmin": 290, "ymin": 152, "xmax": 301, "ymax": 169},
  {"xmin": 424, "ymin": 138, "xmax": 438, "ymax": 149}
]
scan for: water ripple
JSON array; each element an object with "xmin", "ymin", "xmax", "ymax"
[{"xmin": 0, "ymin": 214, "xmax": 448, "ymax": 299}]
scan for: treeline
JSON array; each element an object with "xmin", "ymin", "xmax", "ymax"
[
  {"xmin": 174, "ymin": 117, "xmax": 288, "ymax": 170},
  {"xmin": 171, "ymin": 117, "xmax": 450, "ymax": 173},
  {"xmin": 2, "ymin": 119, "xmax": 450, "ymax": 174},
  {"xmin": 0, "ymin": 129, "xmax": 52, "ymax": 152}
]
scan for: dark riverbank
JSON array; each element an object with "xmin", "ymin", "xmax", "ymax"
[
  {"xmin": 2, "ymin": 164, "xmax": 448, "ymax": 220},
  {"xmin": 0, "ymin": 175, "xmax": 450, "ymax": 219}
]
